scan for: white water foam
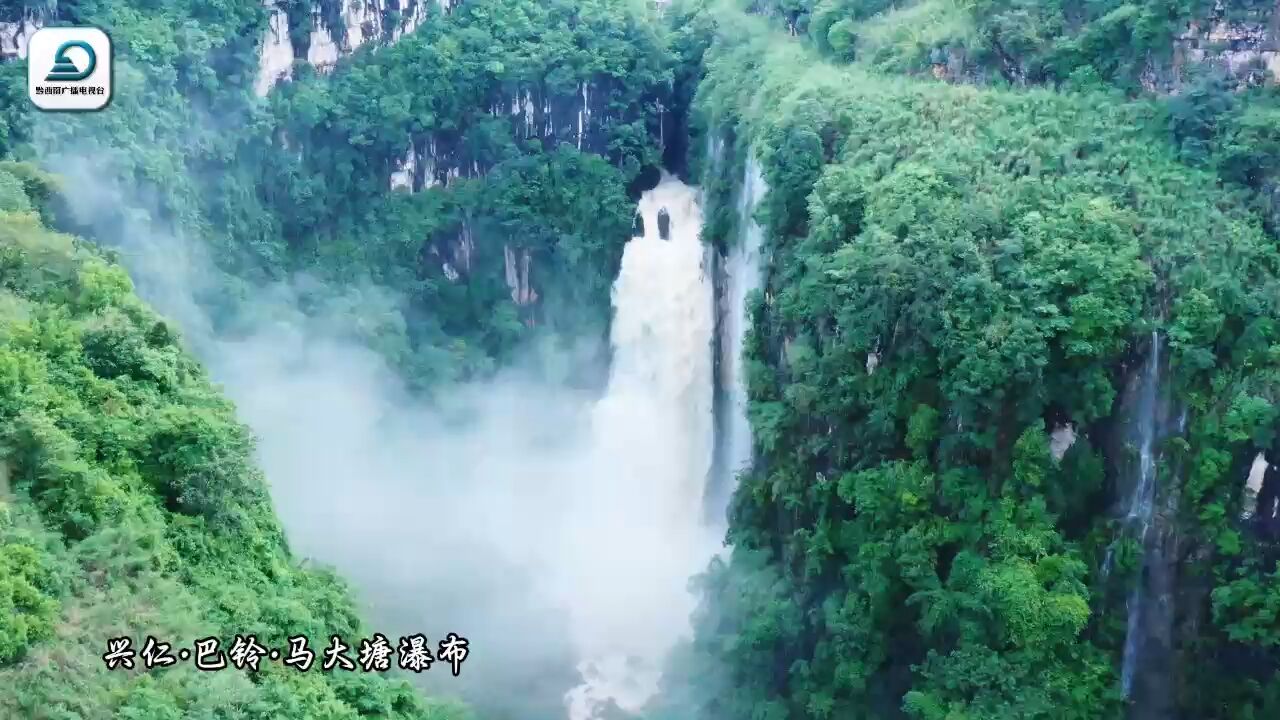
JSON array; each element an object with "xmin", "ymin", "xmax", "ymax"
[{"xmin": 562, "ymin": 174, "xmax": 720, "ymax": 720}]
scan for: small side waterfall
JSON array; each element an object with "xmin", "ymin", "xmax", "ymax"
[
  {"xmin": 563, "ymin": 173, "xmax": 720, "ymax": 720},
  {"xmin": 1117, "ymin": 331, "xmax": 1179, "ymax": 720},
  {"xmin": 1243, "ymin": 453, "xmax": 1268, "ymax": 519},
  {"xmin": 709, "ymin": 154, "xmax": 767, "ymax": 519},
  {"xmin": 1120, "ymin": 331, "xmax": 1162, "ymax": 697}
]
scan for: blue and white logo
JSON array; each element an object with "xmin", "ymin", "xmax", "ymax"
[
  {"xmin": 28, "ymin": 27, "xmax": 112, "ymax": 111},
  {"xmin": 45, "ymin": 40, "xmax": 98, "ymax": 82}
]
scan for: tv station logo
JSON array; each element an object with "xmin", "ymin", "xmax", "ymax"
[{"xmin": 27, "ymin": 27, "xmax": 112, "ymax": 111}]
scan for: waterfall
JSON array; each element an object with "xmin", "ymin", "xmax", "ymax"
[
  {"xmin": 1121, "ymin": 331, "xmax": 1161, "ymax": 697},
  {"xmin": 1125, "ymin": 332, "xmax": 1162, "ymax": 534},
  {"xmin": 562, "ymin": 173, "xmax": 720, "ymax": 720},
  {"xmin": 84, "ymin": 147, "xmax": 725, "ymax": 718},
  {"xmin": 1243, "ymin": 453, "xmax": 1268, "ymax": 519},
  {"xmin": 1116, "ymin": 330, "xmax": 1179, "ymax": 720},
  {"xmin": 709, "ymin": 154, "xmax": 766, "ymax": 519},
  {"xmin": 98, "ymin": 170, "xmax": 724, "ymax": 720}
]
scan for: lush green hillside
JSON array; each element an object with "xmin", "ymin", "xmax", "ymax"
[
  {"xmin": 750, "ymin": 0, "xmax": 1275, "ymax": 86},
  {"xmin": 3, "ymin": 0, "xmax": 672, "ymax": 393},
  {"xmin": 1, "ymin": 1, "xmax": 672, "ymax": 717},
  {"xmin": 4, "ymin": 0, "xmax": 1280, "ymax": 718},
  {"xmin": 656, "ymin": 3, "xmax": 1280, "ymax": 718},
  {"xmin": 737, "ymin": 0, "xmax": 1280, "ymax": 225},
  {"xmin": 0, "ymin": 162, "xmax": 472, "ymax": 718}
]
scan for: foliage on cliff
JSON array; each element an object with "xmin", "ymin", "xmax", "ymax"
[
  {"xmin": 240, "ymin": 0, "xmax": 669, "ymax": 380},
  {"xmin": 0, "ymin": 163, "xmax": 472, "ymax": 719},
  {"xmin": 738, "ymin": 0, "xmax": 1280, "ymax": 226},
  {"xmin": 7, "ymin": 0, "xmax": 1280, "ymax": 717},
  {"xmin": 749, "ymin": 0, "xmax": 1276, "ymax": 86},
  {"xmin": 654, "ymin": 4, "xmax": 1280, "ymax": 718},
  {"xmin": 3, "ymin": 0, "xmax": 671, "ymax": 392}
]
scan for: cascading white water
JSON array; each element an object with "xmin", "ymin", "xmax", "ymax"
[
  {"xmin": 560, "ymin": 173, "xmax": 720, "ymax": 720},
  {"xmin": 1121, "ymin": 330, "xmax": 1161, "ymax": 698},
  {"xmin": 717, "ymin": 155, "xmax": 767, "ymax": 504},
  {"xmin": 1244, "ymin": 453, "xmax": 1268, "ymax": 519},
  {"xmin": 87, "ymin": 152, "xmax": 725, "ymax": 719}
]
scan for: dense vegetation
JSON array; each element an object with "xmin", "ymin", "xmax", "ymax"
[
  {"xmin": 4, "ymin": 0, "xmax": 1280, "ymax": 718},
  {"xmin": 1, "ymin": 0, "xmax": 670, "ymax": 717},
  {"xmin": 0, "ymin": 161, "xmax": 472, "ymax": 718},
  {"xmin": 753, "ymin": 0, "xmax": 1275, "ymax": 86},
  {"xmin": 3, "ymin": 0, "xmax": 671, "ymax": 392},
  {"xmin": 655, "ymin": 2, "xmax": 1280, "ymax": 719}
]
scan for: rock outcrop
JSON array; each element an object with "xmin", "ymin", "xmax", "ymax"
[
  {"xmin": 256, "ymin": 0, "xmax": 447, "ymax": 95},
  {"xmin": 1153, "ymin": 1, "xmax": 1280, "ymax": 91},
  {"xmin": 504, "ymin": 244, "xmax": 537, "ymax": 307},
  {"xmin": 385, "ymin": 80, "xmax": 609, "ymax": 192},
  {"xmin": 0, "ymin": 13, "xmax": 41, "ymax": 61}
]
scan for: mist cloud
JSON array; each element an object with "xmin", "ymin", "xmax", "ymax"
[{"xmin": 43, "ymin": 145, "xmax": 726, "ymax": 720}]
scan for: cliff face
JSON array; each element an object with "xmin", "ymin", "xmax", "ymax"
[
  {"xmin": 653, "ymin": 6, "xmax": 1280, "ymax": 716},
  {"xmin": 256, "ymin": 5, "xmax": 294, "ymax": 95},
  {"xmin": 1148, "ymin": 3, "xmax": 1280, "ymax": 92},
  {"xmin": 861, "ymin": 0, "xmax": 1280, "ymax": 94},
  {"xmin": 0, "ymin": 6, "xmax": 44, "ymax": 60},
  {"xmin": 256, "ymin": 0, "xmax": 450, "ymax": 95},
  {"xmin": 2, "ymin": 0, "xmax": 441, "ymax": 79},
  {"xmin": 385, "ymin": 80, "xmax": 619, "ymax": 193},
  {"xmin": 0, "ymin": 161, "xmax": 470, "ymax": 720}
]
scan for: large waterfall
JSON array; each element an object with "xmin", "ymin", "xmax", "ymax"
[
  {"xmin": 561, "ymin": 158, "xmax": 767, "ymax": 717},
  {"xmin": 95, "ymin": 158, "xmax": 733, "ymax": 720},
  {"xmin": 563, "ymin": 173, "xmax": 721, "ymax": 719}
]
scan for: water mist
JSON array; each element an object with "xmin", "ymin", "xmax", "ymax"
[{"xmin": 59, "ymin": 147, "xmax": 732, "ymax": 719}]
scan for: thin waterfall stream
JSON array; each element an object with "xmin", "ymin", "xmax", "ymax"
[
  {"xmin": 1116, "ymin": 330, "xmax": 1181, "ymax": 720},
  {"xmin": 709, "ymin": 153, "xmax": 767, "ymax": 521},
  {"xmin": 1121, "ymin": 330, "xmax": 1162, "ymax": 698}
]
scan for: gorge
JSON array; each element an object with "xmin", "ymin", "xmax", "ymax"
[{"xmin": 3, "ymin": 1, "xmax": 1280, "ymax": 720}]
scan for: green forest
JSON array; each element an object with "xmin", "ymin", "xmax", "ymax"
[{"xmin": 2, "ymin": 0, "xmax": 1280, "ymax": 718}]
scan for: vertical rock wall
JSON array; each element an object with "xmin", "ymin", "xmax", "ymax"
[
  {"xmin": 385, "ymin": 80, "xmax": 611, "ymax": 193},
  {"xmin": 1150, "ymin": 1, "xmax": 1280, "ymax": 91},
  {"xmin": 257, "ymin": 5, "xmax": 295, "ymax": 96},
  {"xmin": 0, "ymin": 12, "xmax": 42, "ymax": 61},
  {"xmin": 257, "ymin": 0, "xmax": 439, "ymax": 90}
]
